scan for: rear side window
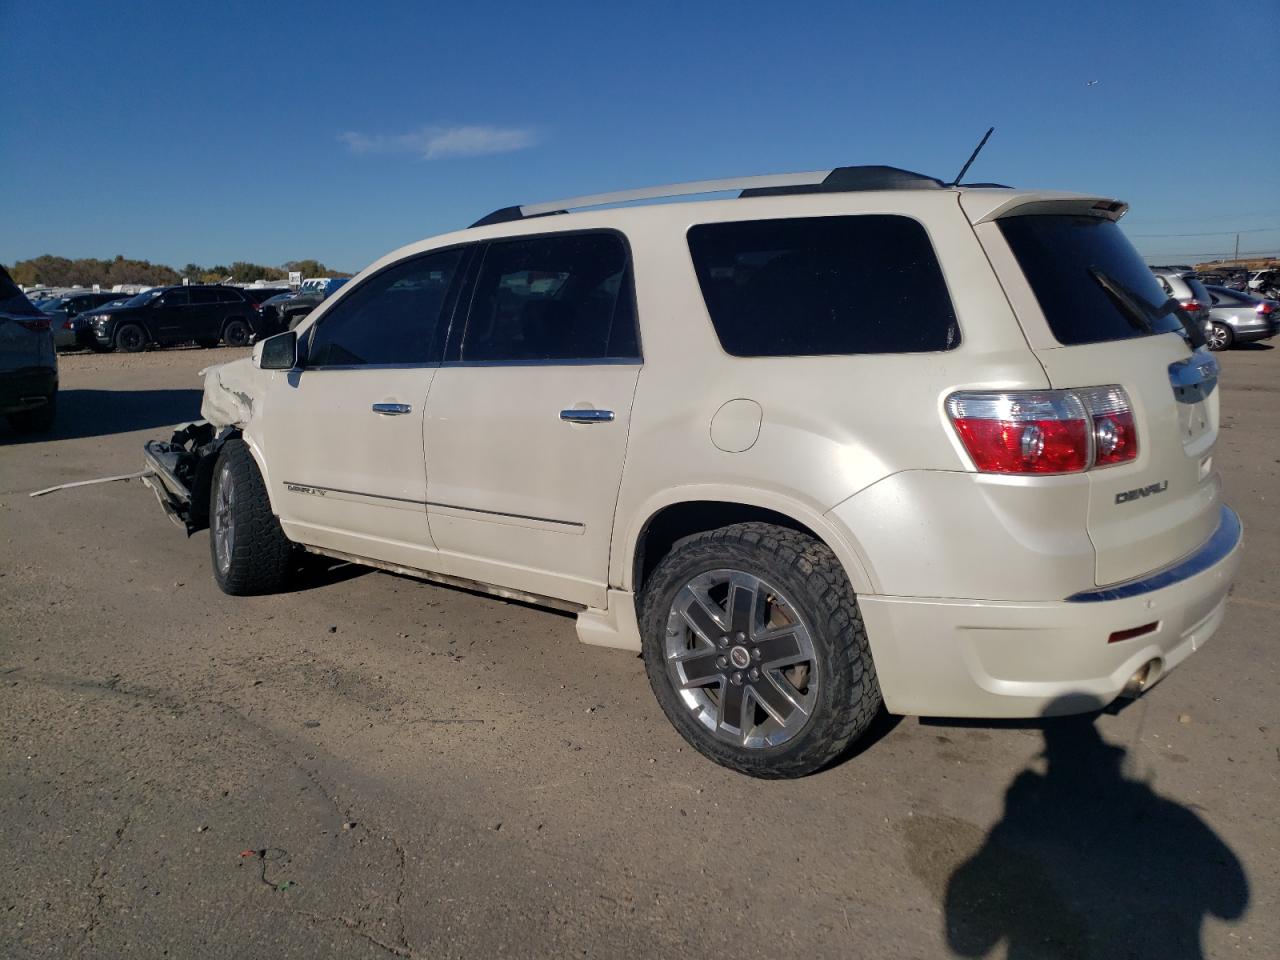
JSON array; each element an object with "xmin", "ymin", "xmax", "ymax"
[
  {"xmin": 190, "ymin": 288, "xmax": 217, "ymax": 304},
  {"xmin": 686, "ymin": 215, "xmax": 959, "ymax": 356},
  {"xmin": 999, "ymin": 215, "xmax": 1185, "ymax": 345},
  {"xmin": 307, "ymin": 247, "xmax": 466, "ymax": 367},
  {"xmin": 459, "ymin": 232, "xmax": 639, "ymax": 362}
]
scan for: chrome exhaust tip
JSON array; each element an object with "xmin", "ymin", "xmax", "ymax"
[{"xmin": 1119, "ymin": 659, "xmax": 1162, "ymax": 699}]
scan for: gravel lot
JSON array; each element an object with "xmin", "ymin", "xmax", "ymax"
[{"xmin": 2, "ymin": 344, "xmax": 1277, "ymax": 959}]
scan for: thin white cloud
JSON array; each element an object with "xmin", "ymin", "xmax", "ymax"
[{"xmin": 338, "ymin": 125, "xmax": 537, "ymax": 160}]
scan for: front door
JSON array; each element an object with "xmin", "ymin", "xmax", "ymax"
[
  {"xmin": 150, "ymin": 288, "xmax": 189, "ymax": 342},
  {"xmin": 259, "ymin": 245, "xmax": 471, "ymax": 571},
  {"xmin": 423, "ymin": 230, "xmax": 642, "ymax": 608}
]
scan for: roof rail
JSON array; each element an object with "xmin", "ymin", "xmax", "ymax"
[{"xmin": 470, "ymin": 165, "xmax": 953, "ymax": 228}]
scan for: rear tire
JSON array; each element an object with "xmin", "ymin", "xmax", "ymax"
[
  {"xmin": 222, "ymin": 319, "xmax": 252, "ymax": 348},
  {"xmin": 1206, "ymin": 322, "xmax": 1233, "ymax": 351},
  {"xmin": 640, "ymin": 522, "xmax": 880, "ymax": 778},
  {"xmin": 114, "ymin": 323, "xmax": 147, "ymax": 353},
  {"xmin": 209, "ymin": 440, "xmax": 293, "ymax": 595},
  {"xmin": 7, "ymin": 393, "xmax": 56, "ymax": 434}
]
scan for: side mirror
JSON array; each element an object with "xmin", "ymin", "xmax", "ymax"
[{"xmin": 255, "ymin": 330, "xmax": 297, "ymax": 370}]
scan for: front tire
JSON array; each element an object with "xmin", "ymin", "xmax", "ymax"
[
  {"xmin": 640, "ymin": 522, "xmax": 880, "ymax": 778},
  {"xmin": 114, "ymin": 323, "xmax": 147, "ymax": 353},
  {"xmin": 210, "ymin": 440, "xmax": 293, "ymax": 595}
]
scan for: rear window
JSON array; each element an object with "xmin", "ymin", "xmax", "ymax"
[
  {"xmin": 998, "ymin": 215, "xmax": 1185, "ymax": 345},
  {"xmin": 687, "ymin": 215, "xmax": 959, "ymax": 356}
]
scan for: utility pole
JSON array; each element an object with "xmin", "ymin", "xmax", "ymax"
[{"xmin": 1234, "ymin": 233, "xmax": 1240, "ymax": 263}]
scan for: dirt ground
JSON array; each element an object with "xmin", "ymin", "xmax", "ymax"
[{"xmin": 2, "ymin": 344, "xmax": 1277, "ymax": 959}]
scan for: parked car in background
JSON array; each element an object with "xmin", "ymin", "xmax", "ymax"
[
  {"xmin": 39, "ymin": 291, "xmax": 135, "ymax": 350},
  {"xmin": 241, "ymin": 286, "xmax": 291, "ymax": 307},
  {"xmin": 1204, "ymin": 285, "xmax": 1278, "ymax": 349},
  {"xmin": 142, "ymin": 165, "xmax": 1238, "ymax": 778},
  {"xmin": 1, "ymin": 265, "xmax": 57, "ymax": 433},
  {"xmin": 255, "ymin": 290, "xmax": 299, "ymax": 336},
  {"xmin": 1247, "ymin": 270, "xmax": 1279, "ymax": 299},
  {"xmin": 87, "ymin": 285, "xmax": 261, "ymax": 352},
  {"xmin": 1151, "ymin": 267, "xmax": 1212, "ymax": 335},
  {"xmin": 282, "ymin": 277, "xmax": 350, "ymax": 330}
]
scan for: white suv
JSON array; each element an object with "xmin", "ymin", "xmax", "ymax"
[{"xmin": 143, "ymin": 165, "xmax": 1242, "ymax": 778}]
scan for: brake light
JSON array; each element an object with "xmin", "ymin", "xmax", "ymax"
[
  {"xmin": 1182, "ymin": 299, "xmax": 1203, "ymax": 315},
  {"xmin": 1257, "ymin": 302, "xmax": 1275, "ymax": 315},
  {"xmin": 946, "ymin": 386, "xmax": 1138, "ymax": 475},
  {"xmin": 18, "ymin": 318, "xmax": 50, "ymax": 332}
]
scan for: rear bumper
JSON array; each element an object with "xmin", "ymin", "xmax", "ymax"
[
  {"xmin": 0, "ymin": 366, "xmax": 57, "ymax": 414},
  {"xmin": 859, "ymin": 506, "xmax": 1243, "ymax": 718}
]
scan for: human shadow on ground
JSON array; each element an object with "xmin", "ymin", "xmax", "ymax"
[{"xmin": 943, "ymin": 699, "xmax": 1248, "ymax": 959}]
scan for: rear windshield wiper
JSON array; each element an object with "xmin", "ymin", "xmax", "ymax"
[
  {"xmin": 1088, "ymin": 266, "xmax": 1207, "ymax": 349},
  {"xmin": 1089, "ymin": 267, "xmax": 1153, "ymax": 333}
]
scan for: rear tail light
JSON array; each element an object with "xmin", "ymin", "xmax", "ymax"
[
  {"xmin": 1257, "ymin": 302, "xmax": 1274, "ymax": 315},
  {"xmin": 1181, "ymin": 299, "xmax": 1204, "ymax": 316},
  {"xmin": 946, "ymin": 386, "xmax": 1138, "ymax": 475},
  {"xmin": 17, "ymin": 318, "xmax": 50, "ymax": 332}
]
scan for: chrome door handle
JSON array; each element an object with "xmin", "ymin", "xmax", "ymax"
[
  {"xmin": 372, "ymin": 402, "xmax": 412, "ymax": 415},
  {"xmin": 560, "ymin": 409, "xmax": 615, "ymax": 424}
]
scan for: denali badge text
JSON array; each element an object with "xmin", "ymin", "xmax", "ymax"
[
  {"xmin": 1115, "ymin": 480, "xmax": 1168, "ymax": 505},
  {"xmin": 286, "ymin": 483, "xmax": 325, "ymax": 497}
]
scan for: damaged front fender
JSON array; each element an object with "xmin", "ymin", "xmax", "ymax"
[
  {"xmin": 200, "ymin": 357, "xmax": 264, "ymax": 427},
  {"xmin": 142, "ymin": 421, "xmax": 238, "ymax": 534},
  {"xmin": 144, "ymin": 357, "xmax": 269, "ymax": 533}
]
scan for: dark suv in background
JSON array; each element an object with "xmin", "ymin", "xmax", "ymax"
[
  {"xmin": 39, "ymin": 290, "xmax": 131, "ymax": 350},
  {"xmin": 88, "ymin": 285, "xmax": 260, "ymax": 352}
]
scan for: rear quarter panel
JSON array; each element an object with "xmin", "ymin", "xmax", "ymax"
[{"xmin": 607, "ymin": 192, "xmax": 1049, "ymax": 595}]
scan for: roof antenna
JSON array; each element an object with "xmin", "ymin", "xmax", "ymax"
[{"xmin": 950, "ymin": 126, "xmax": 994, "ymax": 186}]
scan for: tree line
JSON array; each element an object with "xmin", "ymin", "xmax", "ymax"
[{"xmin": 4, "ymin": 255, "xmax": 351, "ymax": 288}]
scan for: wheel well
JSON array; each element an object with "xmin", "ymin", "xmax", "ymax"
[{"xmin": 632, "ymin": 501, "xmax": 822, "ymax": 595}]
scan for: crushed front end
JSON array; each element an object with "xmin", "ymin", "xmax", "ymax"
[{"xmin": 142, "ymin": 421, "xmax": 236, "ymax": 534}]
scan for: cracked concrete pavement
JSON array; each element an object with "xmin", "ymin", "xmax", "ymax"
[{"xmin": 2, "ymin": 345, "xmax": 1277, "ymax": 958}]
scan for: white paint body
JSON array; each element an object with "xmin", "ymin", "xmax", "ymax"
[{"xmin": 203, "ymin": 184, "xmax": 1241, "ymax": 718}]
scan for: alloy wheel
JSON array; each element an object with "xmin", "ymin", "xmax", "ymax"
[
  {"xmin": 664, "ymin": 569, "xmax": 818, "ymax": 749},
  {"xmin": 213, "ymin": 462, "xmax": 235, "ymax": 575}
]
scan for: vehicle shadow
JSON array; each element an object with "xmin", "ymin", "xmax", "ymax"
[
  {"xmin": 1233, "ymin": 342, "xmax": 1273, "ymax": 351},
  {"xmin": 0, "ymin": 388, "xmax": 204, "ymax": 443},
  {"xmin": 941, "ymin": 697, "xmax": 1248, "ymax": 959}
]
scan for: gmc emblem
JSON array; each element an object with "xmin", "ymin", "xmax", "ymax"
[{"xmin": 1116, "ymin": 481, "xmax": 1168, "ymax": 505}]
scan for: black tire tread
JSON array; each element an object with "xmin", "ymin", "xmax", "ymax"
[
  {"xmin": 639, "ymin": 521, "xmax": 880, "ymax": 779},
  {"xmin": 211, "ymin": 440, "xmax": 292, "ymax": 595}
]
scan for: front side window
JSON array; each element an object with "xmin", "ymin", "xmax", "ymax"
[
  {"xmin": 160, "ymin": 289, "xmax": 190, "ymax": 306},
  {"xmin": 307, "ymin": 247, "xmax": 466, "ymax": 367},
  {"xmin": 459, "ymin": 232, "xmax": 639, "ymax": 362},
  {"xmin": 687, "ymin": 215, "xmax": 959, "ymax": 357}
]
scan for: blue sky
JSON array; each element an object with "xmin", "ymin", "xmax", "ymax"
[{"xmin": 2, "ymin": 0, "xmax": 1276, "ymax": 272}]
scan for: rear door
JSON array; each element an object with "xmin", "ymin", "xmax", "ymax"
[
  {"xmin": 422, "ymin": 230, "xmax": 642, "ymax": 608},
  {"xmin": 976, "ymin": 209, "xmax": 1221, "ymax": 586},
  {"xmin": 188, "ymin": 288, "xmax": 223, "ymax": 339}
]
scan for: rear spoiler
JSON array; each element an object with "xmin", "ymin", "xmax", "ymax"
[{"xmin": 960, "ymin": 190, "xmax": 1128, "ymax": 225}]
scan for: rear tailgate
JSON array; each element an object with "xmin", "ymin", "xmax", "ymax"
[
  {"xmin": 970, "ymin": 202, "xmax": 1221, "ymax": 587},
  {"xmin": 1034, "ymin": 336, "xmax": 1219, "ymax": 585}
]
